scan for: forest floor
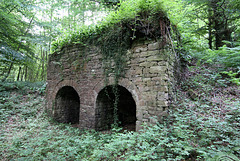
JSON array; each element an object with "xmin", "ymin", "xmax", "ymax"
[{"xmin": 0, "ymin": 66, "xmax": 239, "ymax": 161}]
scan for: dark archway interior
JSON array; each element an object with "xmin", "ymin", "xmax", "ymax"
[
  {"xmin": 96, "ymin": 85, "xmax": 136, "ymax": 131},
  {"xmin": 54, "ymin": 86, "xmax": 80, "ymax": 124}
]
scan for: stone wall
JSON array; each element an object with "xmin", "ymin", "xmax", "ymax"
[{"xmin": 46, "ymin": 39, "xmax": 176, "ymax": 131}]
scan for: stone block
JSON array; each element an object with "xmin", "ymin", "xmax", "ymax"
[
  {"xmin": 149, "ymin": 66, "xmax": 166, "ymax": 74},
  {"xmin": 47, "ymin": 37, "xmax": 177, "ymax": 131},
  {"xmin": 161, "ymin": 80, "xmax": 168, "ymax": 86},
  {"xmin": 146, "ymin": 55, "xmax": 162, "ymax": 62},
  {"xmin": 161, "ymin": 75, "xmax": 169, "ymax": 81},
  {"xmin": 158, "ymin": 61, "xmax": 167, "ymax": 66},
  {"xmin": 139, "ymin": 62, "xmax": 157, "ymax": 68},
  {"xmin": 139, "ymin": 105, "xmax": 148, "ymax": 110},
  {"xmin": 134, "ymin": 45, "xmax": 148, "ymax": 53},
  {"xmin": 147, "ymin": 50, "xmax": 161, "ymax": 57},
  {"xmin": 128, "ymin": 70, "xmax": 136, "ymax": 75},
  {"xmin": 143, "ymin": 110, "xmax": 148, "ymax": 115},
  {"xmin": 143, "ymin": 86, "xmax": 151, "ymax": 92},
  {"xmin": 138, "ymin": 100, "xmax": 145, "ymax": 106},
  {"xmin": 142, "ymin": 78, "xmax": 151, "ymax": 82},
  {"xmin": 142, "ymin": 119, "xmax": 149, "ymax": 123},
  {"xmin": 159, "ymin": 86, "xmax": 168, "ymax": 92},
  {"xmin": 136, "ymin": 110, "xmax": 143, "ymax": 120},
  {"xmin": 157, "ymin": 91, "xmax": 165, "ymax": 98},
  {"xmin": 157, "ymin": 100, "xmax": 168, "ymax": 106},
  {"xmin": 136, "ymin": 121, "xmax": 142, "ymax": 131},
  {"xmin": 156, "ymin": 106, "xmax": 163, "ymax": 112},
  {"xmin": 160, "ymin": 111, "xmax": 168, "ymax": 117},
  {"xmin": 149, "ymin": 117, "xmax": 158, "ymax": 124},
  {"xmin": 148, "ymin": 106, "xmax": 156, "ymax": 111},
  {"xmin": 148, "ymin": 42, "xmax": 161, "ymax": 51},
  {"xmin": 143, "ymin": 68, "xmax": 150, "ymax": 75},
  {"xmin": 135, "ymin": 69, "xmax": 142, "ymax": 75},
  {"xmin": 151, "ymin": 77, "xmax": 162, "ymax": 82},
  {"xmin": 139, "ymin": 62, "xmax": 148, "ymax": 67},
  {"xmin": 139, "ymin": 51, "xmax": 152, "ymax": 58},
  {"xmin": 135, "ymin": 77, "xmax": 143, "ymax": 83},
  {"xmin": 130, "ymin": 57, "xmax": 140, "ymax": 64},
  {"xmin": 138, "ymin": 57, "xmax": 146, "ymax": 63}
]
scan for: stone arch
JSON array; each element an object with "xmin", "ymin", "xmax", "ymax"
[
  {"xmin": 93, "ymin": 78, "xmax": 141, "ymax": 105},
  {"xmin": 52, "ymin": 80, "xmax": 80, "ymax": 100},
  {"xmin": 53, "ymin": 85, "xmax": 80, "ymax": 124},
  {"xmin": 95, "ymin": 84, "xmax": 137, "ymax": 131}
]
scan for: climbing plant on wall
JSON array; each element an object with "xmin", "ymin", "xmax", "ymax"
[
  {"xmin": 51, "ymin": 0, "xmax": 172, "ymax": 81},
  {"xmin": 51, "ymin": 0, "xmax": 175, "ymax": 127}
]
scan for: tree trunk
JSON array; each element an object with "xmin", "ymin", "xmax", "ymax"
[
  {"xmin": 25, "ymin": 66, "xmax": 28, "ymax": 81},
  {"xmin": 34, "ymin": 64, "xmax": 41, "ymax": 81},
  {"xmin": 208, "ymin": 28, "xmax": 213, "ymax": 49},
  {"xmin": 1, "ymin": 62, "xmax": 14, "ymax": 82},
  {"xmin": 17, "ymin": 67, "xmax": 21, "ymax": 81},
  {"xmin": 1, "ymin": 16, "xmax": 35, "ymax": 82},
  {"xmin": 208, "ymin": 8, "xmax": 213, "ymax": 50},
  {"xmin": 21, "ymin": 68, "xmax": 24, "ymax": 81},
  {"xmin": 210, "ymin": 0, "xmax": 232, "ymax": 49},
  {"xmin": 28, "ymin": 68, "xmax": 33, "ymax": 82},
  {"xmin": 40, "ymin": 48, "xmax": 45, "ymax": 81}
]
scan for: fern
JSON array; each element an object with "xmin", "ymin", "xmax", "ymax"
[{"xmin": 210, "ymin": 152, "xmax": 240, "ymax": 161}]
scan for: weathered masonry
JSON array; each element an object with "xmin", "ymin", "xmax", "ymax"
[
  {"xmin": 46, "ymin": 5, "xmax": 179, "ymax": 131},
  {"xmin": 46, "ymin": 38, "xmax": 177, "ymax": 131}
]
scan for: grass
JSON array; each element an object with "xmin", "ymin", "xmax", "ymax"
[{"xmin": 0, "ymin": 70, "xmax": 239, "ymax": 160}]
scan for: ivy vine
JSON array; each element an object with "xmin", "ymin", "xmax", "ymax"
[{"xmin": 51, "ymin": 0, "xmax": 177, "ymax": 128}]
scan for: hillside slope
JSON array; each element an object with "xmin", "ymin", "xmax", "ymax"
[{"xmin": 0, "ymin": 68, "xmax": 239, "ymax": 160}]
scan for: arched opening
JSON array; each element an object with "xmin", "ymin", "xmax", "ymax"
[
  {"xmin": 95, "ymin": 85, "xmax": 136, "ymax": 131},
  {"xmin": 54, "ymin": 86, "xmax": 80, "ymax": 124}
]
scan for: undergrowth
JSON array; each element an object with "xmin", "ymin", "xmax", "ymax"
[
  {"xmin": 51, "ymin": 0, "xmax": 167, "ymax": 53},
  {"xmin": 0, "ymin": 75, "xmax": 239, "ymax": 160}
]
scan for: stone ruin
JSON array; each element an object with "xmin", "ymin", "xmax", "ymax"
[
  {"xmin": 46, "ymin": 39, "xmax": 177, "ymax": 131},
  {"xmin": 46, "ymin": 15, "xmax": 178, "ymax": 131}
]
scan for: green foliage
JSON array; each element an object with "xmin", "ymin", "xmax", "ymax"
[
  {"xmin": 201, "ymin": 44, "xmax": 240, "ymax": 69},
  {"xmin": 0, "ymin": 0, "xmax": 106, "ymax": 82},
  {"xmin": 0, "ymin": 82, "xmax": 45, "ymax": 125},
  {"xmin": 0, "ymin": 0, "xmax": 51, "ymax": 82},
  {"xmin": 51, "ymin": 0, "xmax": 167, "ymax": 53},
  {"xmin": 1, "ymin": 0, "xmax": 240, "ymax": 160},
  {"xmin": 177, "ymin": 66, "xmax": 240, "ymax": 160},
  {"xmin": 170, "ymin": 98, "xmax": 240, "ymax": 160},
  {"xmin": 210, "ymin": 152, "xmax": 240, "ymax": 161},
  {"xmin": 191, "ymin": 43, "xmax": 240, "ymax": 86},
  {"xmin": 221, "ymin": 70, "xmax": 240, "ymax": 86},
  {"xmin": 51, "ymin": 0, "xmax": 171, "ymax": 127},
  {"xmin": 1, "ymin": 81, "xmax": 239, "ymax": 160},
  {"xmin": 51, "ymin": 0, "xmax": 169, "ymax": 92},
  {"xmin": 0, "ymin": 81, "xmax": 46, "ymax": 94}
]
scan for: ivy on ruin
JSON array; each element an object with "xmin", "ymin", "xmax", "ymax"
[{"xmin": 51, "ymin": 0, "xmax": 174, "ymax": 128}]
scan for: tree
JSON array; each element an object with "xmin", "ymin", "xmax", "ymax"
[
  {"xmin": 0, "ymin": 0, "xmax": 37, "ymax": 81},
  {"xmin": 186, "ymin": 0, "xmax": 240, "ymax": 49},
  {"xmin": 0, "ymin": 0, "xmax": 112, "ymax": 82}
]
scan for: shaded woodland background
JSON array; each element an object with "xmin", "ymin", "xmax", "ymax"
[
  {"xmin": 0, "ymin": 0, "xmax": 240, "ymax": 160},
  {"xmin": 0, "ymin": 0, "xmax": 240, "ymax": 82}
]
